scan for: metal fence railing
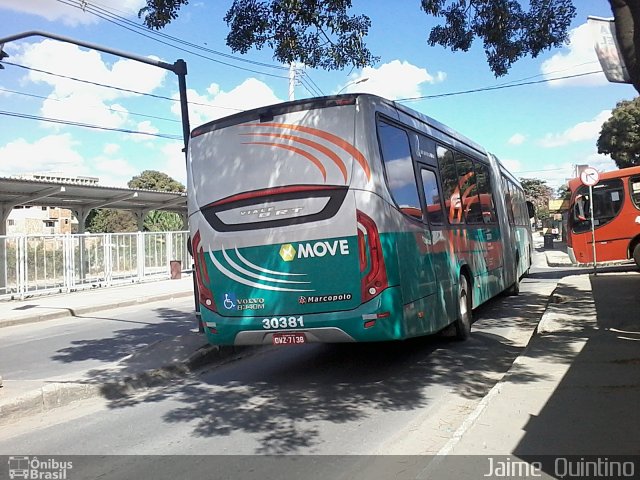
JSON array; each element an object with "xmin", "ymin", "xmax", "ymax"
[{"xmin": 0, "ymin": 231, "xmax": 191, "ymax": 300}]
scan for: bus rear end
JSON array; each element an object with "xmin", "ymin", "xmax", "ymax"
[{"xmin": 187, "ymin": 96, "xmax": 396, "ymax": 346}]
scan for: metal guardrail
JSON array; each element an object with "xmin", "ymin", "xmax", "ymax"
[{"xmin": 0, "ymin": 231, "xmax": 191, "ymax": 300}]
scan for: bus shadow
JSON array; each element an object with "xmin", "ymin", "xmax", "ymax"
[{"xmin": 91, "ymin": 288, "xmax": 559, "ymax": 454}]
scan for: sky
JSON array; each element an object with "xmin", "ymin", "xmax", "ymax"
[{"xmin": 0, "ymin": 0, "xmax": 636, "ymax": 191}]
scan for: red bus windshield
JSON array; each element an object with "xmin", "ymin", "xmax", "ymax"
[{"xmin": 567, "ymin": 166, "xmax": 640, "ymax": 266}]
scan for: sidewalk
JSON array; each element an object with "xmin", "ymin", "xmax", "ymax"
[
  {"xmin": 0, "ymin": 276, "xmax": 197, "ymax": 328},
  {"xmin": 437, "ymin": 265, "xmax": 640, "ymax": 460}
]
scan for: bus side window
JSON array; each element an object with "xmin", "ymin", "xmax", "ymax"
[
  {"xmin": 378, "ymin": 121, "xmax": 422, "ymax": 220},
  {"xmin": 502, "ymin": 177, "xmax": 515, "ymax": 226},
  {"xmin": 455, "ymin": 154, "xmax": 483, "ymax": 224},
  {"xmin": 475, "ymin": 162, "xmax": 497, "ymax": 223},
  {"xmin": 572, "ymin": 187, "xmax": 592, "ymax": 233},
  {"xmin": 420, "ymin": 168, "xmax": 444, "ymax": 225},
  {"xmin": 574, "ymin": 194, "xmax": 587, "ymax": 221},
  {"xmin": 437, "ymin": 145, "xmax": 463, "ymax": 225},
  {"xmin": 630, "ymin": 175, "xmax": 640, "ymax": 210}
]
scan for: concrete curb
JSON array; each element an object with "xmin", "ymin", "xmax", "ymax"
[
  {"xmin": 0, "ymin": 290, "xmax": 194, "ymax": 329},
  {"xmin": 0, "ymin": 343, "xmax": 261, "ymax": 426},
  {"xmin": 0, "ymin": 383, "xmax": 103, "ymax": 425}
]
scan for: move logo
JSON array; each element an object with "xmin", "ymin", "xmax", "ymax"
[
  {"xmin": 280, "ymin": 240, "xmax": 350, "ymax": 262},
  {"xmin": 279, "ymin": 244, "xmax": 297, "ymax": 262}
]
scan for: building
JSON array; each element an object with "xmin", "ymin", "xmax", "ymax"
[{"xmin": 4, "ymin": 173, "xmax": 98, "ymax": 235}]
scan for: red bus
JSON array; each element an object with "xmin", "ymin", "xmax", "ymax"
[{"xmin": 567, "ymin": 165, "xmax": 640, "ymax": 267}]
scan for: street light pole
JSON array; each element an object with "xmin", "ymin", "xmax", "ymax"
[
  {"xmin": 0, "ymin": 31, "xmax": 198, "ymax": 325},
  {"xmin": 337, "ymin": 77, "xmax": 369, "ymax": 94},
  {"xmin": 0, "ymin": 31, "xmax": 191, "ymax": 162}
]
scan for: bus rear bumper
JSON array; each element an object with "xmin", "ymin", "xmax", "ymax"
[
  {"xmin": 201, "ymin": 286, "xmax": 404, "ymax": 345},
  {"xmin": 567, "ymin": 246, "xmax": 578, "ymax": 264}
]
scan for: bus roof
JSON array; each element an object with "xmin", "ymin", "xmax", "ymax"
[{"xmin": 191, "ymin": 93, "xmax": 487, "ymax": 157}]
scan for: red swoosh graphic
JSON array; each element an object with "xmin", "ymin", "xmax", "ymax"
[
  {"xmin": 241, "ymin": 132, "xmax": 346, "ymax": 182},
  {"xmin": 241, "ymin": 123, "xmax": 371, "ymax": 181},
  {"xmin": 242, "ymin": 141, "xmax": 327, "ymax": 181}
]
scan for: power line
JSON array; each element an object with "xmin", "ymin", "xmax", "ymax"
[
  {"xmin": 3, "ymin": 61, "xmax": 244, "ymax": 113},
  {"xmin": 299, "ymin": 71, "xmax": 325, "ymax": 96},
  {"xmin": 298, "ymin": 74, "xmax": 323, "ymax": 97},
  {"xmin": 56, "ymin": 0, "xmax": 290, "ymax": 79},
  {"xmin": 59, "ymin": 0, "xmax": 327, "ymax": 96},
  {"xmin": 0, "ymin": 87, "xmax": 181, "ymax": 124},
  {"xmin": 514, "ymin": 167, "xmax": 568, "ymax": 174},
  {"xmin": 397, "ymin": 71, "xmax": 603, "ymax": 102},
  {"xmin": 87, "ymin": 0, "xmax": 289, "ymax": 71},
  {"xmin": 0, "ymin": 110, "xmax": 182, "ymax": 139}
]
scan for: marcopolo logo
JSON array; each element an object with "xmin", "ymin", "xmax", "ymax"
[
  {"xmin": 299, "ymin": 293, "xmax": 353, "ymax": 304},
  {"xmin": 280, "ymin": 240, "xmax": 350, "ymax": 262}
]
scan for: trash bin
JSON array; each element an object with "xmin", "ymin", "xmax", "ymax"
[
  {"xmin": 543, "ymin": 233, "xmax": 554, "ymax": 249},
  {"xmin": 170, "ymin": 260, "xmax": 182, "ymax": 279}
]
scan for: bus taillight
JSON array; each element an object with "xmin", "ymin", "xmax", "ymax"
[
  {"xmin": 192, "ymin": 231, "xmax": 217, "ymax": 312},
  {"xmin": 357, "ymin": 210, "xmax": 388, "ymax": 303}
]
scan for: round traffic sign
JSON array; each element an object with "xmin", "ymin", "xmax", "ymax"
[{"xmin": 580, "ymin": 167, "xmax": 600, "ymax": 186}]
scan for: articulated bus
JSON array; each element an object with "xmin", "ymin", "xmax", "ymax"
[
  {"xmin": 567, "ymin": 165, "xmax": 640, "ymax": 268},
  {"xmin": 187, "ymin": 94, "xmax": 533, "ymax": 346}
]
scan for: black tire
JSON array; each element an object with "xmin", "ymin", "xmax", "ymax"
[
  {"xmin": 633, "ymin": 243, "xmax": 640, "ymax": 269},
  {"xmin": 454, "ymin": 274, "xmax": 472, "ymax": 341},
  {"xmin": 506, "ymin": 274, "xmax": 520, "ymax": 296},
  {"xmin": 506, "ymin": 253, "xmax": 521, "ymax": 296}
]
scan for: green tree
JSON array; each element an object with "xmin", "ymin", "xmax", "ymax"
[
  {"xmin": 128, "ymin": 170, "xmax": 185, "ymax": 193},
  {"xmin": 597, "ymin": 97, "xmax": 640, "ymax": 168},
  {"xmin": 520, "ymin": 177, "xmax": 553, "ymax": 219},
  {"xmin": 138, "ymin": 1, "xmax": 640, "ymax": 93},
  {"xmin": 86, "ymin": 209, "xmax": 137, "ymax": 233},
  {"xmin": 127, "ymin": 170, "xmax": 186, "ymax": 232},
  {"xmin": 144, "ymin": 210, "xmax": 185, "ymax": 232},
  {"xmin": 556, "ymin": 184, "xmax": 571, "ymax": 200}
]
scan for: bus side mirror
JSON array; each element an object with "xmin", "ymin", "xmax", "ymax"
[{"xmin": 526, "ymin": 201, "xmax": 535, "ymax": 219}]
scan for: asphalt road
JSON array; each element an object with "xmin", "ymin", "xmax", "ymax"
[
  {"xmin": 0, "ymin": 296, "xmax": 196, "ymax": 381},
  {"xmin": 0, "ymin": 245, "xmax": 568, "ymax": 464}
]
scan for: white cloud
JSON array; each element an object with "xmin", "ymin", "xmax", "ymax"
[
  {"xmin": 0, "ymin": 0, "xmax": 145, "ymax": 26},
  {"xmin": 336, "ymin": 60, "xmax": 446, "ymax": 99},
  {"xmin": 500, "ymin": 158, "xmax": 523, "ymax": 174},
  {"xmin": 92, "ymin": 157, "xmax": 139, "ymax": 187},
  {"xmin": 135, "ymin": 120, "xmax": 160, "ymax": 137},
  {"xmin": 175, "ymin": 78, "xmax": 282, "ymax": 127},
  {"xmin": 159, "ymin": 142, "xmax": 188, "ymax": 186},
  {"xmin": 541, "ymin": 23, "xmax": 608, "ymax": 87},
  {"xmin": 103, "ymin": 143, "xmax": 121, "ymax": 155},
  {"xmin": 508, "ymin": 133, "xmax": 526, "ymax": 146},
  {"xmin": 582, "ymin": 152, "xmax": 618, "ymax": 173},
  {"xmin": 14, "ymin": 40, "xmax": 166, "ymax": 129},
  {"xmin": 539, "ymin": 110, "xmax": 611, "ymax": 148},
  {"xmin": 0, "ymin": 134, "xmax": 87, "ymax": 177},
  {"xmin": 0, "ymin": 134, "xmax": 146, "ymax": 187}
]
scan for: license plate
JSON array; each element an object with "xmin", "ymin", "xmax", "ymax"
[{"xmin": 272, "ymin": 332, "xmax": 306, "ymax": 345}]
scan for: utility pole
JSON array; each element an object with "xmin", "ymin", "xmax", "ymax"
[{"xmin": 289, "ymin": 62, "xmax": 296, "ymax": 101}]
